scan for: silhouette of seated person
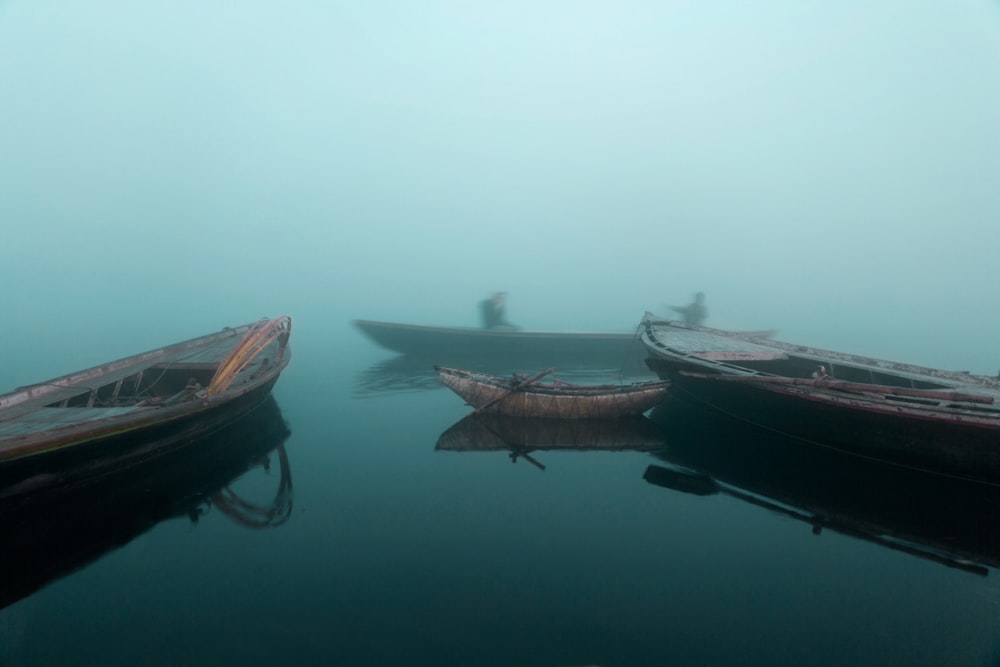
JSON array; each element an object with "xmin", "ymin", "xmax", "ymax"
[
  {"xmin": 669, "ymin": 292, "xmax": 708, "ymax": 326},
  {"xmin": 479, "ymin": 292, "xmax": 518, "ymax": 330}
]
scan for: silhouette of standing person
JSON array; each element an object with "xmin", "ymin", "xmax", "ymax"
[
  {"xmin": 479, "ymin": 292, "xmax": 518, "ymax": 329},
  {"xmin": 669, "ymin": 292, "xmax": 708, "ymax": 326}
]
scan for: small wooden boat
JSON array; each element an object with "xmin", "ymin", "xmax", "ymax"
[
  {"xmin": 0, "ymin": 316, "xmax": 291, "ymax": 485},
  {"xmin": 353, "ymin": 319, "xmax": 646, "ymax": 368},
  {"xmin": 435, "ymin": 365, "xmax": 670, "ymax": 419},
  {"xmin": 639, "ymin": 313, "xmax": 1000, "ymax": 483}
]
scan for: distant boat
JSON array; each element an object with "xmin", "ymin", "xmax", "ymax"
[
  {"xmin": 639, "ymin": 313, "xmax": 1000, "ymax": 483},
  {"xmin": 436, "ymin": 365, "xmax": 670, "ymax": 419},
  {"xmin": 352, "ymin": 319, "xmax": 645, "ymax": 367},
  {"xmin": 0, "ymin": 316, "xmax": 292, "ymax": 487}
]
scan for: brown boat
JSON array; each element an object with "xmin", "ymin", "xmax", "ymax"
[
  {"xmin": 639, "ymin": 313, "xmax": 1000, "ymax": 483},
  {"xmin": 435, "ymin": 365, "xmax": 670, "ymax": 419},
  {"xmin": 0, "ymin": 316, "xmax": 291, "ymax": 488}
]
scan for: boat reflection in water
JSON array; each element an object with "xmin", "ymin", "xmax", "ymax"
[
  {"xmin": 0, "ymin": 395, "xmax": 293, "ymax": 610},
  {"xmin": 436, "ymin": 413, "xmax": 667, "ymax": 470},
  {"xmin": 644, "ymin": 398, "xmax": 1000, "ymax": 576},
  {"xmin": 357, "ymin": 354, "xmax": 654, "ymax": 397}
]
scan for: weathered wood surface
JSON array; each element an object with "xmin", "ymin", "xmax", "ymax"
[
  {"xmin": 0, "ymin": 317, "xmax": 291, "ymax": 464},
  {"xmin": 436, "ymin": 366, "xmax": 669, "ymax": 419}
]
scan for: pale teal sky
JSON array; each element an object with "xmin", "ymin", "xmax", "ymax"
[{"xmin": 2, "ymin": 1, "xmax": 999, "ymax": 373}]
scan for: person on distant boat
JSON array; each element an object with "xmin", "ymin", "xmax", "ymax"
[
  {"xmin": 479, "ymin": 291, "xmax": 518, "ymax": 330},
  {"xmin": 669, "ymin": 292, "xmax": 707, "ymax": 326}
]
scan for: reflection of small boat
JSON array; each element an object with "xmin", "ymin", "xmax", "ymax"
[
  {"xmin": 640, "ymin": 314, "xmax": 1000, "ymax": 483},
  {"xmin": 1, "ymin": 395, "xmax": 293, "ymax": 610},
  {"xmin": 0, "ymin": 317, "xmax": 291, "ymax": 488},
  {"xmin": 353, "ymin": 319, "xmax": 646, "ymax": 368},
  {"xmin": 436, "ymin": 412, "xmax": 666, "ymax": 469},
  {"xmin": 644, "ymin": 399, "xmax": 1000, "ymax": 576},
  {"xmin": 436, "ymin": 366, "xmax": 670, "ymax": 418}
]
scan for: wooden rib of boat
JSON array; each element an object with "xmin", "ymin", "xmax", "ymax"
[
  {"xmin": 638, "ymin": 313, "xmax": 1000, "ymax": 483},
  {"xmin": 353, "ymin": 319, "xmax": 645, "ymax": 367},
  {"xmin": 435, "ymin": 365, "xmax": 670, "ymax": 419},
  {"xmin": 0, "ymin": 316, "xmax": 292, "ymax": 484}
]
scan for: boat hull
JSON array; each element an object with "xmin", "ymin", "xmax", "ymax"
[
  {"xmin": 0, "ymin": 377, "xmax": 281, "ymax": 495},
  {"xmin": 643, "ymin": 348, "xmax": 1000, "ymax": 484},
  {"xmin": 0, "ymin": 317, "xmax": 292, "ymax": 487},
  {"xmin": 353, "ymin": 319, "xmax": 645, "ymax": 368}
]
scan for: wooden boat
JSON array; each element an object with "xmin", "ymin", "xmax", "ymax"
[
  {"xmin": 435, "ymin": 365, "xmax": 670, "ymax": 419},
  {"xmin": 1, "ymin": 394, "xmax": 292, "ymax": 610},
  {"xmin": 353, "ymin": 319, "xmax": 646, "ymax": 368},
  {"xmin": 639, "ymin": 313, "xmax": 1000, "ymax": 483},
  {"xmin": 644, "ymin": 398, "xmax": 1000, "ymax": 576},
  {"xmin": 0, "ymin": 316, "xmax": 291, "ymax": 486}
]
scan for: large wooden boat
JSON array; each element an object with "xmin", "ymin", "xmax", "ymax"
[
  {"xmin": 436, "ymin": 365, "xmax": 670, "ymax": 419},
  {"xmin": 639, "ymin": 314, "xmax": 1000, "ymax": 483},
  {"xmin": 0, "ymin": 316, "xmax": 291, "ymax": 487},
  {"xmin": 644, "ymin": 398, "xmax": 1000, "ymax": 576},
  {"xmin": 353, "ymin": 319, "xmax": 645, "ymax": 368},
  {"xmin": 1, "ymin": 395, "xmax": 293, "ymax": 610}
]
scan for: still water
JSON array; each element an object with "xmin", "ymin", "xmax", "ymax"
[{"xmin": 3, "ymin": 325, "xmax": 1000, "ymax": 667}]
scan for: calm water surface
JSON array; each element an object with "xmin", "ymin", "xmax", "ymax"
[{"xmin": 3, "ymin": 324, "xmax": 1000, "ymax": 667}]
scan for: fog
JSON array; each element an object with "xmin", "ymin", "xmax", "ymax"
[{"xmin": 2, "ymin": 1, "xmax": 999, "ymax": 384}]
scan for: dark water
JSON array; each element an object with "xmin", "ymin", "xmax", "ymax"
[{"xmin": 3, "ymin": 328, "xmax": 1000, "ymax": 667}]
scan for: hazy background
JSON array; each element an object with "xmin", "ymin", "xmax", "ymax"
[{"xmin": 3, "ymin": 1, "xmax": 999, "ymax": 385}]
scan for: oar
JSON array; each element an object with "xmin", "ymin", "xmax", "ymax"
[{"xmin": 473, "ymin": 367, "xmax": 557, "ymax": 415}]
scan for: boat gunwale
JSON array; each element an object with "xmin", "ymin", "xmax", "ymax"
[
  {"xmin": 0, "ymin": 322, "xmax": 260, "ymax": 411},
  {"xmin": 640, "ymin": 315, "xmax": 1000, "ymax": 392}
]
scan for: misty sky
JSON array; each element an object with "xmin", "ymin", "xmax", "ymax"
[{"xmin": 2, "ymin": 1, "xmax": 999, "ymax": 375}]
